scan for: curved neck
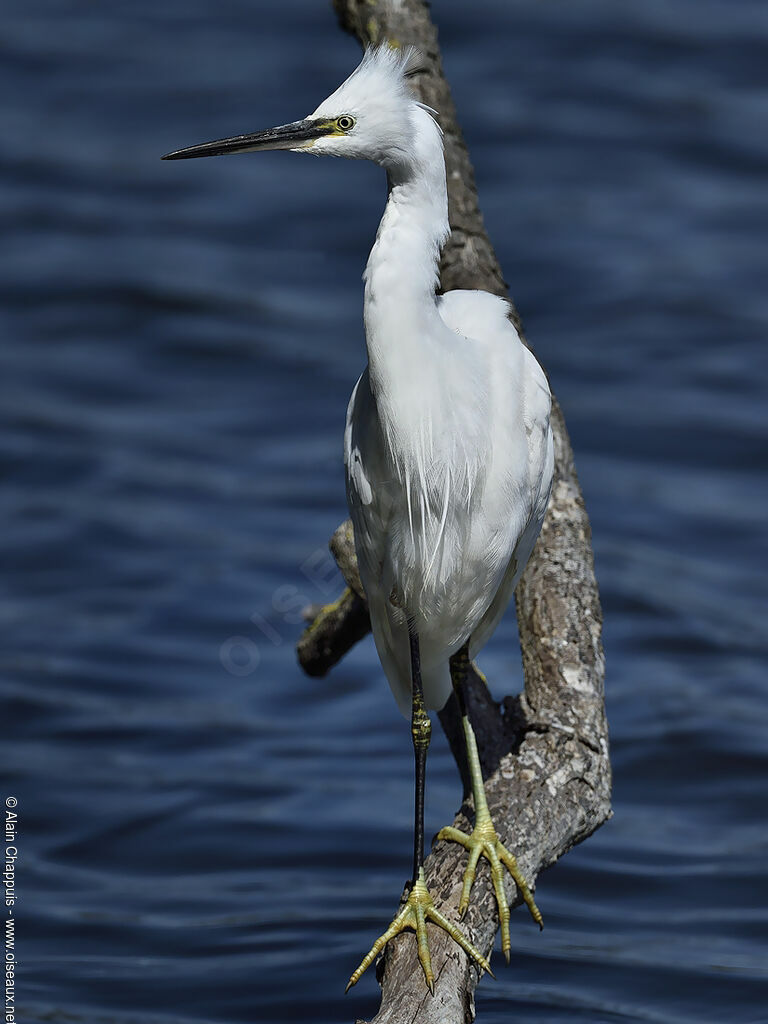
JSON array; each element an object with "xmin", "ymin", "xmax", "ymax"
[{"xmin": 363, "ymin": 107, "xmax": 450, "ymax": 399}]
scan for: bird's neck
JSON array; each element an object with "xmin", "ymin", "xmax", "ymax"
[{"xmin": 363, "ymin": 108, "xmax": 450, "ymax": 400}]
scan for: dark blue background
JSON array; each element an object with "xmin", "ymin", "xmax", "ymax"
[{"xmin": 3, "ymin": 1, "xmax": 767, "ymax": 1021}]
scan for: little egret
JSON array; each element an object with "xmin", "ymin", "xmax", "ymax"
[{"xmin": 163, "ymin": 45, "xmax": 554, "ymax": 992}]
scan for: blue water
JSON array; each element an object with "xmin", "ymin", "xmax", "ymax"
[{"xmin": 3, "ymin": 1, "xmax": 767, "ymax": 1021}]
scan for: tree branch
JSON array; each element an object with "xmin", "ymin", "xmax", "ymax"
[{"xmin": 295, "ymin": 3, "xmax": 611, "ymax": 1020}]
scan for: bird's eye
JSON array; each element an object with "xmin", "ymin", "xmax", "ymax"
[{"xmin": 337, "ymin": 115, "xmax": 355, "ymax": 132}]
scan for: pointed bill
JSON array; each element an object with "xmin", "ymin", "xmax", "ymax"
[{"xmin": 161, "ymin": 118, "xmax": 335, "ymax": 160}]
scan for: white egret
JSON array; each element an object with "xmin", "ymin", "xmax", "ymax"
[{"xmin": 163, "ymin": 45, "xmax": 554, "ymax": 993}]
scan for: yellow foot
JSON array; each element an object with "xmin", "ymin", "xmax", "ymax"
[
  {"xmin": 437, "ymin": 819, "xmax": 542, "ymax": 962},
  {"xmin": 346, "ymin": 867, "xmax": 493, "ymax": 994}
]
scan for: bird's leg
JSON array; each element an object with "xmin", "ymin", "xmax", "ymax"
[
  {"xmin": 437, "ymin": 644, "xmax": 543, "ymax": 963},
  {"xmin": 346, "ymin": 623, "xmax": 493, "ymax": 994}
]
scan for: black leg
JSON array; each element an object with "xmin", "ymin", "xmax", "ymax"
[
  {"xmin": 449, "ymin": 642, "xmax": 471, "ymax": 718},
  {"xmin": 346, "ymin": 628, "xmax": 494, "ymax": 992},
  {"xmin": 408, "ymin": 618, "xmax": 431, "ymax": 883}
]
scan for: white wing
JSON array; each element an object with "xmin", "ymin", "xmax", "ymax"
[
  {"xmin": 344, "ymin": 368, "xmax": 416, "ymax": 714},
  {"xmin": 344, "ymin": 290, "xmax": 554, "ymax": 714},
  {"xmin": 436, "ymin": 290, "xmax": 554, "ymax": 661},
  {"xmin": 344, "ymin": 368, "xmax": 389, "ymax": 591}
]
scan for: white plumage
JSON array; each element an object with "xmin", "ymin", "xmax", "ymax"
[
  {"xmin": 162, "ymin": 45, "xmax": 555, "ymax": 987},
  {"xmin": 336, "ymin": 49, "xmax": 554, "ymax": 714}
]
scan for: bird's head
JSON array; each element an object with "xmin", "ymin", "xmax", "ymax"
[{"xmin": 162, "ymin": 46, "xmax": 432, "ymax": 171}]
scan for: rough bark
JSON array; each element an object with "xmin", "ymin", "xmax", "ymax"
[{"xmin": 295, "ymin": 3, "xmax": 611, "ymax": 1021}]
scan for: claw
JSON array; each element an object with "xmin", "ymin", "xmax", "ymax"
[
  {"xmin": 439, "ymin": 821, "xmax": 542, "ymax": 961},
  {"xmin": 438, "ymin": 711, "xmax": 543, "ymax": 963},
  {"xmin": 346, "ymin": 868, "xmax": 492, "ymax": 993},
  {"xmin": 458, "ymin": 842, "xmax": 483, "ymax": 917},
  {"xmin": 498, "ymin": 844, "xmax": 543, "ymax": 929}
]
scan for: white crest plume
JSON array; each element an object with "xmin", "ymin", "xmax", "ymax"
[{"xmin": 308, "ymin": 44, "xmax": 439, "ymax": 165}]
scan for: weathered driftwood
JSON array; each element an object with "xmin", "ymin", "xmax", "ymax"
[{"xmin": 296, "ymin": 2, "xmax": 611, "ymax": 1021}]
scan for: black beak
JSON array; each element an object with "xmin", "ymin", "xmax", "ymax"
[{"xmin": 161, "ymin": 118, "xmax": 332, "ymax": 160}]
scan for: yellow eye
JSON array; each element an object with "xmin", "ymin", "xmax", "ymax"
[{"xmin": 337, "ymin": 115, "xmax": 355, "ymax": 132}]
